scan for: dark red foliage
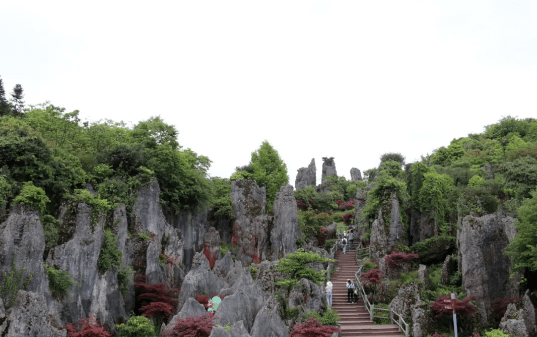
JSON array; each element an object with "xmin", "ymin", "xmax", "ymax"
[
  {"xmin": 341, "ymin": 212, "xmax": 354, "ymax": 224},
  {"xmin": 430, "ymin": 295, "xmax": 477, "ymax": 318},
  {"xmin": 297, "ymin": 200, "xmax": 308, "ymax": 210},
  {"xmin": 308, "ymin": 198, "xmax": 315, "ymax": 206},
  {"xmin": 338, "ymin": 200, "xmax": 356, "ymax": 210},
  {"xmin": 196, "ymin": 294, "xmax": 225, "ymax": 308},
  {"xmin": 162, "ymin": 314, "xmax": 216, "ymax": 337},
  {"xmin": 431, "ymin": 333, "xmax": 447, "ymax": 337},
  {"xmin": 335, "ymin": 200, "xmax": 344, "ymax": 205},
  {"xmin": 320, "ymin": 228, "xmax": 329, "ymax": 235},
  {"xmin": 232, "ymin": 233, "xmax": 239, "ymax": 245},
  {"xmin": 491, "ymin": 297, "xmax": 520, "ymax": 323},
  {"xmin": 289, "ymin": 318, "xmax": 340, "ymax": 337},
  {"xmin": 384, "ymin": 251, "xmax": 419, "ymax": 271},
  {"xmin": 139, "ymin": 301, "xmax": 174, "ymax": 318},
  {"xmin": 64, "ymin": 315, "xmax": 111, "ymax": 337},
  {"xmin": 203, "ymin": 247, "xmax": 218, "ymax": 269},
  {"xmin": 250, "ymin": 254, "xmax": 261, "ymax": 264},
  {"xmin": 360, "ymin": 269, "xmax": 382, "ymax": 286},
  {"xmin": 134, "ymin": 274, "xmax": 179, "ymax": 318}
]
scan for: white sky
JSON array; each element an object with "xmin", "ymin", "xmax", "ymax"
[{"xmin": 1, "ymin": 1, "xmax": 536, "ymax": 184}]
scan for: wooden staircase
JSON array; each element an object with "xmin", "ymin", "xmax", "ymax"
[{"xmin": 331, "ymin": 248, "xmax": 403, "ymax": 337}]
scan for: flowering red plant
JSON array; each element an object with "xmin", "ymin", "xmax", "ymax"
[{"xmin": 289, "ymin": 318, "xmax": 340, "ymax": 337}]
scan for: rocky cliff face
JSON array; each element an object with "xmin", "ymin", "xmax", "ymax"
[
  {"xmin": 458, "ymin": 213, "xmax": 518, "ymax": 322},
  {"xmin": 321, "ymin": 157, "xmax": 337, "ymax": 183},
  {"xmin": 354, "ymin": 189, "xmax": 367, "ymax": 241},
  {"xmin": 295, "ymin": 159, "xmax": 316, "ymax": 190},
  {"xmin": 231, "ymin": 180, "xmax": 270, "ymax": 264},
  {"xmin": 350, "ymin": 168, "xmax": 362, "ymax": 181},
  {"xmin": 271, "ymin": 185, "xmax": 299, "ymax": 260}
]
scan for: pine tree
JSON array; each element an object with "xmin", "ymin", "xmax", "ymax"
[
  {"xmin": 10, "ymin": 84, "xmax": 24, "ymax": 117},
  {"xmin": 0, "ymin": 76, "xmax": 10, "ymax": 117}
]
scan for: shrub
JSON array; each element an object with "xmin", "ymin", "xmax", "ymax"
[
  {"xmin": 162, "ymin": 314, "xmax": 215, "ymax": 337},
  {"xmin": 341, "ymin": 212, "xmax": 354, "ymax": 224},
  {"xmin": 491, "ymin": 297, "xmax": 520, "ymax": 325},
  {"xmin": 360, "ymin": 269, "xmax": 382, "ymax": 286},
  {"xmin": 361, "ymin": 261, "xmax": 377, "ymax": 272},
  {"xmin": 71, "ymin": 189, "xmax": 112, "ymax": 216},
  {"xmin": 117, "ymin": 266, "xmax": 135, "ymax": 298},
  {"xmin": 98, "ymin": 230, "xmax": 122, "ymax": 273},
  {"xmin": 13, "ymin": 181, "xmax": 50, "ymax": 214},
  {"xmin": 0, "ymin": 254, "xmax": 34, "ymax": 308},
  {"xmin": 430, "ymin": 295, "xmax": 477, "ymax": 318},
  {"xmin": 384, "ymin": 251, "xmax": 419, "ymax": 272},
  {"xmin": 65, "ymin": 315, "xmax": 111, "ymax": 337},
  {"xmin": 289, "ymin": 318, "xmax": 340, "ymax": 337},
  {"xmin": 483, "ymin": 330, "xmax": 510, "ymax": 337},
  {"xmin": 275, "ymin": 249, "xmax": 335, "ymax": 290},
  {"xmin": 115, "ymin": 315, "xmax": 155, "ymax": 337},
  {"xmin": 303, "ymin": 309, "xmax": 340, "ymax": 326},
  {"xmin": 134, "ymin": 274, "xmax": 179, "ymax": 316},
  {"xmin": 138, "ymin": 233, "xmax": 151, "ymax": 241},
  {"xmin": 44, "ymin": 264, "xmax": 76, "ymax": 300}
]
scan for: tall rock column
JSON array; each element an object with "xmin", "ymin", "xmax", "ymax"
[
  {"xmin": 321, "ymin": 157, "xmax": 337, "ymax": 183},
  {"xmin": 295, "ymin": 158, "xmax": 316, "ymax": 190},
  {"xmin": 271, "ymin": 185, "xmax": 299, "ymax": 260},
  {"xmin": 350, "ymin": 168, "xmax": 362, "ymax": 181},
  {"xmin": 458, "ymin": 213, "xmax": 518, "ymax": 322},
  {"xmin": 231, "ymin": 180, "xmax": 269, "ymax": 264},
  {"xmin": 354, "ymin": 189, "xmax": 367, "ymax": 241}
]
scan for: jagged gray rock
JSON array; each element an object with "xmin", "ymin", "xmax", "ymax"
[
  {"xmin": 412, "ymin": 307, "xmax": 427, "ymax": 337},
  {"xmin": 440, "ymin": 255, "xmax": 453, "ymax": 286},
  {"xmin": 88, "ymin": 269, "xmax": 126, "ymax": 327},
  {"xmin": 288, "ymin": 278, "xmax": 326, "ymax": 313},
  {"xmin": 230, "ymin": 180, "xmax": 269, "ymax": 264},
  {"xmin": 417, "ymin": 264, "xmax": 430, "ymax": 290},
  {"xmin": 164, "ymin": 297, "xmax": 207, "ymax": 333},
  {"xmin": 499, "ymin": 303, "xmax": 528, "ymax": 337},
  {"xmin": 388, "ymin": 192, "xmax": 405, "ymax": 247},
  {"xmin": 522, "ymin": 291, "xmax": 536, "ymax": 336},
  {"xmin": 46, "ymin": 202, "xmax": 106, "ymax": 325},
  {"xmin": 0, "ymin": 205, "xmax": 50, "ymax": 301},
  {"xmin": 256, "ymin": 261, "xmax": 282, "ymax": 300},
  {"xmin": 219, "ymin": 268, "xmax": 254, "ymax": 297},
  {"xmin": 295, "ymin": 159, "xmax": 316, "ymax": 190},
  {"xmin": 250, "ymin": 296, "xmax": 289, "ymax": 337},
  {"xmin": 0, "ymin": 291, "xmax": 66, "ymax": 337},
  {"xmin": 178, "ymin": 252, "xmax": 229, "ymax": 309},
  {"xmin": 133, "ymin": 182, "xmax": 167, "ymax": 241},
  {"xmin": 271, "ymin": 184, "xmax": 299, "ymax": 260},
  {"xmin": 354, "ymin": 189, "xmax": 367, "ymax": 241},
  {"xmin": 350, "ymin": 168, "xmax": 362, "ymax": 181},
  {"xmin": 215, "ymin": 282, "xmax": 264, "ymax": 331},
  {"xmin": 369, "ymin": 209, "xmax": 388, "ymax": 261},
  {"xmin": 458, "ymin": 213, "xmax": 518, "ymax": 322},
  {"xmin": 409, "ymin": 212, "xmax": 435, "ymax": 246},
  {"xmin": 214, "ymin": 252, "xmax": 234, "ymax": 279},
  {"xmin": 321, "ymin": 157, "xmax": 337, "ymax": 183},
  {"xmin": 209, "ymin": 320, "xmax": 251, "ymax": 337},
  {"xmin": 388, "ymin": 283, "xmax": 421, "ymax": 318}
]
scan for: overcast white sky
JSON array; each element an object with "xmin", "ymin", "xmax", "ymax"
[{"xmin": 1, "ymin": 1, "xmax": 536, "ymax": 183}]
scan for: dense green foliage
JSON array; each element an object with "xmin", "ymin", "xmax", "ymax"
[
  {"xmin": 44, "ymin": 264, "xmax": 76, "ymax": 300},
  {"xmin": 115, "ymin": 315, "xmax": 155, "ymax": 337},
  {"xmin": 506, "ymin": 189, "xmax": 537, "ymax": 272},
  {"xmin": 231, "ymin": 141, "xmax": 289, "ymax": 210},
  {"xmin": 275, "ymin": 249, "xmax": 334, "ymax": 289},
  {"xmin": 98, "ymin": 230, "xmax": 122, "ymax": 273},
  {"xmin": 302, "ymin": 308, "xmax": 341, "ymax": 326},
  {"xmin": 13, "ymin": 181, "xmax": 50, "ymax": 214}
]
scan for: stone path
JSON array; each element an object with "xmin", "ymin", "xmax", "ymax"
[{"xmin": 331, "ymin": 248, "xmax": 403, "ymax": 337}]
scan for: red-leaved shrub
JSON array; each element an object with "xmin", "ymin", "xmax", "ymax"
[
  {"xmin": 297, "ymin": 200, "xmax": 308, "ymax": 210},
  {"xmin": 341, "ymin": 212, "xmax": 354, "ymax": 224},
  {"xmin": 162, "ymin": 314, "xmax": 215, "ymax": 337},
  {"xmin": 360, "ymin": 269, "xmax": 382, "ymax": 286},
  {"xmin": 64, "ymin": 315, "xmax": 111, "ymax": 337},
  {"xmin": 134, "ymin": 274, "xmax": 180, "ymax": 323},
  {"xmin": 384, "ymin": 251, "xmax": 419, "ymax": 271},
  {"xmin": 431, "ymin": 333, "xmax": 446, "ymax": 337},
  {"xmin": 139, "ymin": 301, "xmax": 174, "ymax": 318},
  {"xmin": 289, "ymin": 318, "xmax": 340, "ymax": 337},
  {"xmin": 491, "ymin": 297, "xmax": 520, "ymax": 324},
  {"xmin": 335, "ymin": 200, "xmax": 344, "ymax": 206},
  {"xmin": 430, "ymin": 295, "xmax": 477, "ymax": 318}
]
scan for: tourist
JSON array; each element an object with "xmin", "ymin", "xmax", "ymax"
[
  {"xmin": 341, "ymin": 235, "xmax": 347, "ymax": 254},
  {"xmin": 348, "ymin": 229, "xmax": 354, "ymax": 250},
  {"xmin": 325, "ymin": 281, "xmax": 333, "ymax": 306},
  {"xmin": 346, "ymin": 279, "xmax": 355, "ymax": 304}
]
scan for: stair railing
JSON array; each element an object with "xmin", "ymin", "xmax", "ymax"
[{"xmin": 354, "ymin": 266, "xmax": 410, "ymax": 337}]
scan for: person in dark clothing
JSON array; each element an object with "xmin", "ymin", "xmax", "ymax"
[{"xmin": 346, "ymin": 279, "xmax": 355, "ymax": 303}]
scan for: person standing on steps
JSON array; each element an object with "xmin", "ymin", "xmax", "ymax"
[
  {"xmin": 325, "ymin": 281, "xmax": 333, "ymax": 306},
  {"xmin": 346, "ymin": 279, "xmax": 355, "ymax": 304},
  {"xmin": 348, "ymin": 229, "xmax": 354, "ymax": 250},
  {"xmin": 341, "ymin": 235, "xmax": 347, "ymax": 254}
]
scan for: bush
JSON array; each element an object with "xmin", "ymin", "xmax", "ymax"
[
  {"xmin": 483, "ymin": 329, "xmax": 510, "ymax": 337},
  {"xmin": 13, "ymin": 181, "xmax": 50, "ymax": 214},
  {"xmin": 117, "ymin": 266, "xmax": 135, "ymax": 298},
  {"xmin": 162, "ymin": 314, "xmax": 215, "ymax": 337},
  {"xmin": 98, "ymin": 230, "xmax": 122, "ymax": 273},
  {"xmin": 384, "ymin": 251, "xmax": 419, "ymax": 272},
  {"xmin": 360, "ymin": 269, "xmax": 382, "ymax": 286},
  {"xmin": 303, "ymin": 308, "xmax": 340, "ymax": 326},
  {"xmin": 44, "ymin": 264, "xmax": 76, "ymax": 300},
  {"xmin": 275, "ymin": 249, "xmax": 335, "ymax": 290},
  {"xmin": 289, "ymin": 318, "xmax": 340, "ymax": 337},
  {"xmin": 65, "ymin": 315, "xmax": 111, "ymax": 337},
  {"xmin": 115, "ymin": 315, "xmax": 155, "ymax": 337},
  {"xmin": 361, "ymin": 261, "xmax": 377, "ymax": 272},
  {"xmin": 430, "ymin": 295, "xmax": 477, "ymax": 318}
]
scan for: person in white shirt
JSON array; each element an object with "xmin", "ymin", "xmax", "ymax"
[
  {"xmin": 341, "ymin": 236, "xmax": 348, "ymax": 254},
  {"xmin": 346, "ymin": 279, "xmax": 355, "ymax": 303},
  {"xmin": 325, "ymin": 281, "xmax": 333, "ymax": 305}
]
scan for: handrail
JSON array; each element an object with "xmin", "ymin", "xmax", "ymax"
[{"xmin": 354, "ymin": 263, "xmax": 409, "ymax": 337}]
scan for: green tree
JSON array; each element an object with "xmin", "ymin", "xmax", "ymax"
[
  {"xmin": 275, "ymin": 249, "xmax": 334, "ymax": 289},
  {"xmin": 116, "ymin": 315, "xmax": 155, "ymax": 337},
  {"xmin": 506, "ymin": 189, "xmax": 537, "ymax": 272},
  {"xmin": 9, "ymin": 84, "xmax": 24, "ymax": 117},
  {"xmin": 418, "ymin": 171, "xmax": 454, "ymax": 228},
  {"xmin": 209, "ymin": 177, "xmax": 233, "ymax": 219},
  {"xmin": 237, "ymin": 141, "xmax": 289, "ymax": 211},
  {"xmin": 0, "ymin": 76, "xmax": 11, "ymax": 117},
  {"xmin": 13, "ymin": 181, "xmax": 50, "ymax": 214}
]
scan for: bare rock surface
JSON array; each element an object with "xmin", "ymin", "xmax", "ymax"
[
  {"xmin": 417, "ymin": 264, "xmax": 430, "ymax": 290},
  {"xmin": 250, "ymin": 296, "xmax": 289, "ymax": 337},
  {"xmin": 0, "ymin": 291, "xmax": 66, "ymax": 337},
  {"xmin": 209, "ymin": 320, "xmax": 251, "ymax": 337},
  {"xmin": 458, "ymin": 213, "xmax": 517, "ymax": 321},
  {"xmin": 295, "ymin": 158, "xmax": 316, "ymax": 189},
  {"xmin": 354, "ymin": 189, "xmax": 367, "ymax": 241},
  {"xmin": 370, "ymin": 209, "xmax": 388, "ymax": 261},
  {"xmin": 499, "ymin": 303, "xmax": 528, "ymax": 337},
  {"xmin": 388, "ymin": 192, "xmax": 405, "ymax": 247},
  {"xmin": 350, "ymin": 167, "xmax": 362, "ymax": 181},
  {"xmin": 215, "ymin": 282, "xmax": 264, "ymax": 332},
  {"xmin": 203, "ymin": 226, "xmax": 221, "ymax": 268},
  {"xmin": 412, "ymin": 307, "xmax": 427, "ymax": 337},
  {"xmin": 164, "ymin": 297, "xmax": 207, "ymax": 333},
  {"xmin": 231, "ymin": 180, "xmax": 269, "ymax": 264},
  {"xmin": 271, "ymin": 184, "xmax": 299, "ymax": 260},
  {"xmin": 321, "ymin": 157, "xmax": 337, "ymax": 183},
  {"xmin": 388, "ymin": 283, "xmax": 421, "ymax": 318}
]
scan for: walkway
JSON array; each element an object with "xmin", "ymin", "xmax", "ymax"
[{"xmin": 331, "ymin": 248, "xmax": 403, "ymax": 337}]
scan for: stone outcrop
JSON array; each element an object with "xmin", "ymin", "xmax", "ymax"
[
  {"xmin": 409, "ymin": 211, "xmax": 435, "ymax": 246},
  {"xmin": 178, "ymin": 252, "xmax": 229, "ymax": 309},
  {"xmin": 411, "ymin": 306, "xmax": 428, "ymax": 337},
  {"xmin": 230, "ymin": 180, "xmax": 269, "ymax": 264},
  {"xmin": 164, "ymin": 297, "xmax": 207, "ymax": 333},
  {"xmin": 350, "ymin": 168, "xmax": 362, "ymax": 181},
  {"xmin": 0, "ymin": 205, "xmax": 51, "ymax": 302},
  {"xmin": 250, "ymin": 296, "xmax": 289, "ymax": 337},
  {"xmin": 354, "ymin": 189, "xmax": 367, "ymax": 241},
  {"xmin": 388, "ymin": 192, "xmax": 405, "ymax": 247},
  {"xmin": 203, "ymin": 227, "xmax": 221, "ymax": 269},
  {"xmin": 321, "ymin": 157, "xmax": 337, "ymax": 183},
  {"xmin": 388, "ymin": 283, "xmax": 421, "ymax": 318},
  {"xmin": 295, "ymin": 159, "xmax": 316, "ymax": 190},
  {"xmin": 417, "ymin": 264, "xmax": 430, "ymax": 290},
  {"xmin": 458, "ymin": 213, "xmax": 518, "ymax": 322},
  {"xmin": 215, "ymin": 282, "xmax": 265, "ymax": 331},
  {"xmin": 271, "ymin": 184, "xmax": 299, "ymax": 260},
  {"xmin": 440, "ymin": 255, "xmax": 453, "ymax": 286},
  {"xmin": 209, "ymin": 321, "xmax": 251, "ymax": 337},
  {"xmin": 369, "ymin": 193, "xmax": 406, "ymax": 261},
  {"xmin": 0, "ymin": 291, "xmax": 66, "ymax": 337},
  {"xmin": 369, "ymin": 209, "xmax": 388, "ymax": 261},
  {"xmin": 522, "ymin": 291, "xmax": 536, "ymax": 336},
  {"xmin": 499, "ymin": 303, "xmax": 529, "ymax": 337},
  {"xmin": 288, "ymin": 278, "xmax": 326, "ymax": 313}
]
